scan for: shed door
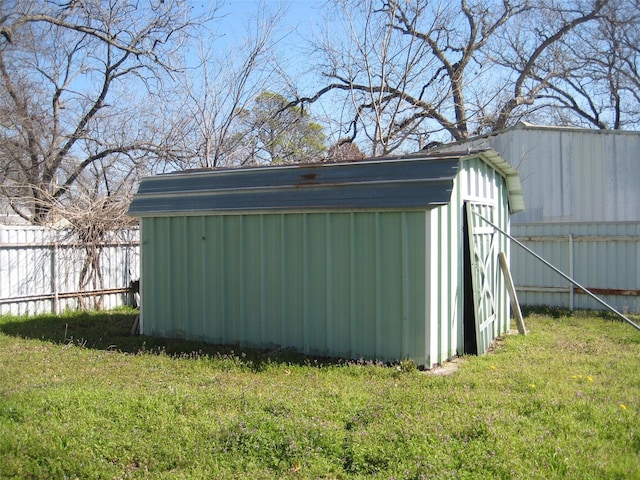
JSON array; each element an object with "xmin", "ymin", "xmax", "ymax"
[{"xmin": 465, "ymin": 203, "xmax": 498, "ymax": 355}]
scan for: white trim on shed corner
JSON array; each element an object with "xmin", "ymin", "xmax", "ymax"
[{"xmin": 464, "ymin": 150, "xmax": 525, "ymax": 214}]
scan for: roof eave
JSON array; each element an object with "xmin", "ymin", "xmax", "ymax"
[{"xmin": 464, "ymin": 149, "xmax": 525, "ymax": 214}]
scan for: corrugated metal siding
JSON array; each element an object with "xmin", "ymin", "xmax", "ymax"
[
  {"xmin": 141, "ymin": 211, "xmax": 430, "ymax": 364},
  {"xmin": 512, "ymin": 223, "xmax": 640, "ymax": 313},
  {"xmin": 436, "ymin": 124, "xmax": 640, "ymax": 223},
  {"xmin": 418, "ymin": 156, "xmax": 512, "ymax": 365},
  {"xmin": 457, "ymin": 157, "xmax": 512, "ymax": 349},
  {"xmin": 129, "ymin": 152, "xmax": 524, "ymax": 218},
  {"xmin": 137, "ymin": 153, "xmax": 516, "ymax": 367},
  {"xmin": 427, "ymin": 205, "xmax": 451, "ymax": 365},
  {"xmin": 0, "ymin": 227, "xmax": 139, "ymax": 315}
]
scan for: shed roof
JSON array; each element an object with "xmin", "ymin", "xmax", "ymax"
[{"xmin": 128, "ymin": 149, "xmax": 524, "ymax": 217}]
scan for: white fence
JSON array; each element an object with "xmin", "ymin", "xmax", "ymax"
[
  {"xmin": 0, "ymin": 226, "xmax": 139, "ymax": 316},
  {"xmin": 512, "ymin": 223, "xmax": 640, "ymax": 313}
]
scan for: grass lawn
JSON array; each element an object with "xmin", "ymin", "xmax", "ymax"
[{"xmin": 0, "ymin": 308, "xmax": 638, "ymax": 479}]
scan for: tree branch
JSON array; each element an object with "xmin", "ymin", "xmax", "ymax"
[{"xmin": 494, "ymin": 1, "xmax": 608, "ymax": 130}]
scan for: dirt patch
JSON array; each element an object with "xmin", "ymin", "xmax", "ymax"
[
  {"xmin": 424, "ymin": 357, "xmax": 465, "ymax": 376},
  {"xmin": 423, "ymin": 329, "xmax": 520, "ymax": 376}
]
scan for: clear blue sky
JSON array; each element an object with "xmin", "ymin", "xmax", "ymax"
[
  {"xmin": 197, "ymin": 0, "xmax": 328, "ymax": 81},
  {"xmin": 209, "ymin": 0, "xmax": 340, "ymax": 121},
  {"xmin": 215, "ymin": 1, "xmax": 324, "ymax": 40}
]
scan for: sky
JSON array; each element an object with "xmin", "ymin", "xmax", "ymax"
[
  {"xmin": 190, "ymin": 0, "xmax": 331, "ymax": 90},
  {"xmin": 217, "ymin": 1, "xmax": 323, "ymax": 27},
  {"xmin": 213, "ymin": 0, "xmax": 324, "ymax": 44},
  {"xmin": 198, "ymin": 0, "xmax": 349, "ymax": 142}
]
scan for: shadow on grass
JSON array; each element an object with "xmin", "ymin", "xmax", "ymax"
[
  {"xmin": 0, "ymin": 310, "xmax": 378, "ymax": 371},
  {"xmin": 521, "ymin": 304, "xmax": 636, "ymax": 322},
  {"xmin": 521, "ymin": 305, "xmax": 573, "ymax": 318}
]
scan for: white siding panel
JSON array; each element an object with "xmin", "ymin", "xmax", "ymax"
[{"xmin": 436, "ymin": 125, "xmax": 640, "ymax": 223}]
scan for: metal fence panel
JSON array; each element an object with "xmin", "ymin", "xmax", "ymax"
[
  {"xmin": 512, "ymin": 223, "xmax": 640, "ymax": 313},
  {"xmin": 0, "ymin": 226, "xmax": 140, "ymax": 316}
]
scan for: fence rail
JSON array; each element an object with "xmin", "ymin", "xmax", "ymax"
[{"xmin": 0, "ymin": 226, "xmax": 139, "ymax": 316}]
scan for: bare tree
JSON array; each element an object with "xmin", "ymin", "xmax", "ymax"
[
  {"xmin": 0, "ymin": 0, "xmax": 207, "ymax": 225},
  {"xmin": 302, "ymin": 0, "xmax": 442, "ymax": 156},
  {"xmin": 168, "ymin": 3, "xmax": 295, "ymax": 170},
  {"xmin": 296, "ymin": 0, "xmax": 611, "ymax": 153},
  {"xmin": 530, "ymin": 0, "xmax": 640, "ymax": 129},
  {"xmin": 58, "ymin": 175, "xmax": 138, "ymax": 310}
]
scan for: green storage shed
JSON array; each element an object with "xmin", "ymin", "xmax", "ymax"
[{"xmin": 128, "ymin": 150, "xmax": 524, "ymax": 368}]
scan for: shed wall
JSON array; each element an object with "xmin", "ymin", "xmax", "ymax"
[
  {"xmin": 420, "ymin": 156, "xmax": 512, "ymax": 364},
  {"xmin": 456, "ymin": 157, "xmax": 512, "ymax": 350},
  {"xmin": 141, "ymin": 211, "xmax": 432, "ymax": 364},
  {"xmin": 138, "ymin": 155, "xmax": 514, "ymax": 367}
]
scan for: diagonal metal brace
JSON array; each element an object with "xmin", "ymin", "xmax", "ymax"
[{"xmin": 473, "ymin": 211, "xmax": 640, "ymax": 332}]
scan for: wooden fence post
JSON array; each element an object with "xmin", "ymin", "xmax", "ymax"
[{"xmin": 498, "ymin": 251, "xmax": 526, "ymax": 335}]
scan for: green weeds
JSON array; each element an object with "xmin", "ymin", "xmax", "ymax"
[{"xmin": 0, "ymin": 310, "xmax": 638, "ymax": 479}]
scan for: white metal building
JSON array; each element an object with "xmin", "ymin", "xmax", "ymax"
[{"xmin": 435, "ymin": 123, "xmax": 640, "ymax": 312}]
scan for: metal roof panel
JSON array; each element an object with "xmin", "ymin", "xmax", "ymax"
[
  {"xmin": 128, "ymin": 156, "xmax": 460, "ymax": 216},
  {"xmin": 128, "ymin": 151, "xmax": 524, "ymax": 217}
]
